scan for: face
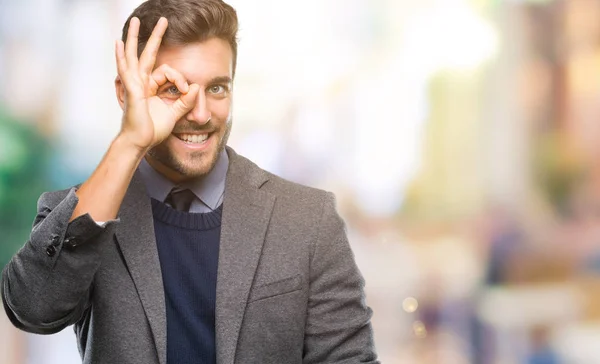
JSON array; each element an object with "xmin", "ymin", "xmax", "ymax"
[{"xmin": 122, "ymin": 38, "xmax": 233, "ymax": 183}]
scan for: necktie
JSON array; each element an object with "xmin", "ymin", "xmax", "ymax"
[{"xmin": 165, "ymin": 189, "xmax": 196, "ymax": 212}]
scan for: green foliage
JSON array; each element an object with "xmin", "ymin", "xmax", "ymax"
[{"xmin": 0, "ymin": 108, "xmax": 50, "ymax": 268}]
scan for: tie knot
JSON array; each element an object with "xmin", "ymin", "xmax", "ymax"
[{"xmin": 166, "ymin": 188, "xmax": 196, "ymax": 212}]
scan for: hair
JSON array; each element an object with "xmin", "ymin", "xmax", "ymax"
[{"xmin": 121, "ymin": 0, "xmax": 239, "ymax": 76}]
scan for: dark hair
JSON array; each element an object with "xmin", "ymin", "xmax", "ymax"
[{"xmin": 121, "ymin": 0, "xmax": 239, "ymax": 76}]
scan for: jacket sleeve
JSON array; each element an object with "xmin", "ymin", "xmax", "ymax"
[
  {"xmin": 303, "ymin": 192, "xmax": 379, "ymax": 363},
  {"xmin": 1, "ymin": 188, "xmax": 118, "ymax": 334}
]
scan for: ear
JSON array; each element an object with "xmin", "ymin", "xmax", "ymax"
[{"xmin": 115, "ymin": 75, "xmax": 125, "ymax": 110}]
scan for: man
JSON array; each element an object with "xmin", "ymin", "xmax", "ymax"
[{"xmin": 1, "ymin": 0, "xmax": 378, "ymax": 363}]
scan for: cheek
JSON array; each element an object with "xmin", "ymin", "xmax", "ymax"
[{"xmin": 209, "ymin": 98, "xmax": 232, "ymax": 123}]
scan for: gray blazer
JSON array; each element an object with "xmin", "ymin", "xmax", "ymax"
[{"xmin": 2, "ymin": 147, "xmax": 378, "ymax": 364}]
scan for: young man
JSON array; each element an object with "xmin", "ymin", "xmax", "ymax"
[{"xmin": 1, "ymin": 1, "xmax": 378, "ymax": 363}]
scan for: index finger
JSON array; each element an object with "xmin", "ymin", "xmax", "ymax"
[
  {"xmin": 139, "ymin": 17, "xmax": 168, "ymax": 74},
  {"xmin": 125, "ymin": 17, "xmax": 140, "ymax": 69}
]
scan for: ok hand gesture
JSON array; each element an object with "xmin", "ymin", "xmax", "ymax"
[{"xmin": 115, "ymin": 17, "xmax": 200, "ymax": 151}]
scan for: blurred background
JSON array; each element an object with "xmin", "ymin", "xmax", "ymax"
[{"xmin": 1, "ymin": 0, "xmax": 600, "ymax": 363}]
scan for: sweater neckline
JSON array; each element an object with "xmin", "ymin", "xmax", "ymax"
[{"xmin": 151, "ymin": 198, "xmax": 223, "ymax": 230}]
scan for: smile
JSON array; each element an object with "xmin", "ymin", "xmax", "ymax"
[{"xmin": 175, "ymin": 133, "xmax": 210, "ymax": 144}]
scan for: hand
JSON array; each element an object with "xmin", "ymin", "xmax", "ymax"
[{"xmin": 115, "ymin": 17, "xmax": 200, "ymax": 151}]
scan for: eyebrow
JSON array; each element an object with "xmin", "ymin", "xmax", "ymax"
[
  {"xmin": 207, "ymin": 76, "xmax": 233, "ymax": 85},
  {"xmin": 160, "ymin": 76, "xmax": 233, "ymax": 89}
]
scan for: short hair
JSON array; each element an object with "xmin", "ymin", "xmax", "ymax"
[{"xmin": 121, "ymin": 0, "xmax": 239, "ymax": 76}]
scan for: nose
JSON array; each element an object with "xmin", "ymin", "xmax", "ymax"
[{"xmin": 185, "ymin": 91, "xmax": 211, "ymax": 125}]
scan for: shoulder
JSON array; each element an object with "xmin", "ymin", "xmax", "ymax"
[
  {"xmin": 233, "ymin": 151, "xmax": 336, "ymax": 217},
  {"xmin": 264, "ymin": 170, "xmax": 330, "ymax": 201},
  {"xmin": 234, "ymin": 154, "xmax": 346, "ymax": 246},
  {"xmin": 230, "ymin": 149, "xmax": 333, "ymax": 206}
]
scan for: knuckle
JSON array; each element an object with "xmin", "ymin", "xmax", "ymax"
[{"xmin": 155, "ymin": 64, "xmax": 169, "ymax": 74}]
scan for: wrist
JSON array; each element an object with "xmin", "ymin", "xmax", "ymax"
[{"xmin": 112, "ymin": 133, "xmax": 149, "ymax": 162}]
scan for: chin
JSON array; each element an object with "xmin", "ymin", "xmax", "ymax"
[
  {"xmin": 147, "ymin": 146, "xmax": 219, "ymax": 182},
  {"xmin": 180, "ymin": 161, "xmax": 214, "ymax": 178},
  {"xmin": 176, "ymin": 152, "xmax": 218, "ymax": 178}
]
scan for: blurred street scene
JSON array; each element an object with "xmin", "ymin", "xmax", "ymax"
[{"xmin": 2, "ymin": 0, "xmax": 600, "ymax": 363}]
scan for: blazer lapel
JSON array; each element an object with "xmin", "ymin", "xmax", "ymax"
[
  {"xmin": 215, "ymin": 147, "xmax": 276, "ymax": 364},
  {"xmin": 115, "ymin": 171, "xmax": 167, "ymax": 364}
]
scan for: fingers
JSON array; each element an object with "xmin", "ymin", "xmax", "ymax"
[
  {"xmin": 150, "ymin": 64, "xmax": 189, "ymax": 94},
  {"xmin": 116, "ymin": 16, "xmax": 170, "ymax": 97},
  {"xmin": 115, "ymin": 40, "xmax": 127, "ymax": 77},
  {"xmin": 139, "ymin": 17, "xmax": 168, "ymax": 74},
  {"xmin": 125, "ymin": 17, "xmax": 140, "ymax": 69},
  {"xmin": 170, "ymin": 84, "xmax": 200, "ymax": 119}
]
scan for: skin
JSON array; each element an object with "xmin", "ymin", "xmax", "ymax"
[
  {"xmin": 115, "ymin": 39, "xmax": 234, "ymax": 183},
  {"xmin": 71, "ymin": 17, "xmax": 233, "ymax": 222}
]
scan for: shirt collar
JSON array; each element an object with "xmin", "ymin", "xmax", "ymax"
[{"xmin": 138, "ymin": 148, "xmax": 229, "ymax": 210}]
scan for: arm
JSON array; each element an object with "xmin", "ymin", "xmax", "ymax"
[
  {"xmin": 303, "ymin": 192, "xmax": 379, "ymax": 363},
  {"xmin": 1, "ymin": 135, "xmax": 144, "ymax": 334},
  {"xmin": 72, "ymin": 16, "xmax": 197, "ymax": 223},
  {"xmin": 2, "ymin": 189, "xmax": 117, "ymax": 334},
  {"xmin": 2, "ymin": 16, "xmax": 199, "ymax": 334}
]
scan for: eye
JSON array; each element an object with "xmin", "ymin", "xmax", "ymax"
[
  {"xmin": 208, "ymin": 85, "xmax": 226, "ymax": 94},
  {"xmin": 158, "ymin": 85, "xmax": 182, "ymax": 100},
  {"xmin": 165, "ymin": 85, "xmax": 181, "ymax": 95}
]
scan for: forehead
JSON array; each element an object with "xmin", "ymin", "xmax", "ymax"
[{"xmin": 154, "ymin": 38, "xmax": 233, "ymax": 83}]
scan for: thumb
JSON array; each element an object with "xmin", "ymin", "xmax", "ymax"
[{"xmin": 169, "ymin": 83, "xmax": 200, "ymax": 120}]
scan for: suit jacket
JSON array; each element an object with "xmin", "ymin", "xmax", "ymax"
[{"xmin": 2, "ymin": 147, "xmax": 378, "ymax": 364}]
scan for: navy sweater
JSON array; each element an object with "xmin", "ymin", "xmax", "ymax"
[{"xmin": 152, "ymin": 199, "xmax": 222, "ymax": 364}]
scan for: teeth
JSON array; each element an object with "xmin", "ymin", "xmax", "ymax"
[{"xmin": 179, "ymin": 134, "xmax": 208, "ymax": 144}]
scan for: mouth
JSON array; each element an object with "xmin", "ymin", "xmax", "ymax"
[
  {"xmin": 171, "ymin": 131, "xmax": 215, "ymax": 152},
  {"xmin": 173, "ymin": 132, "xmax": 211, "ymax": 145}
]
